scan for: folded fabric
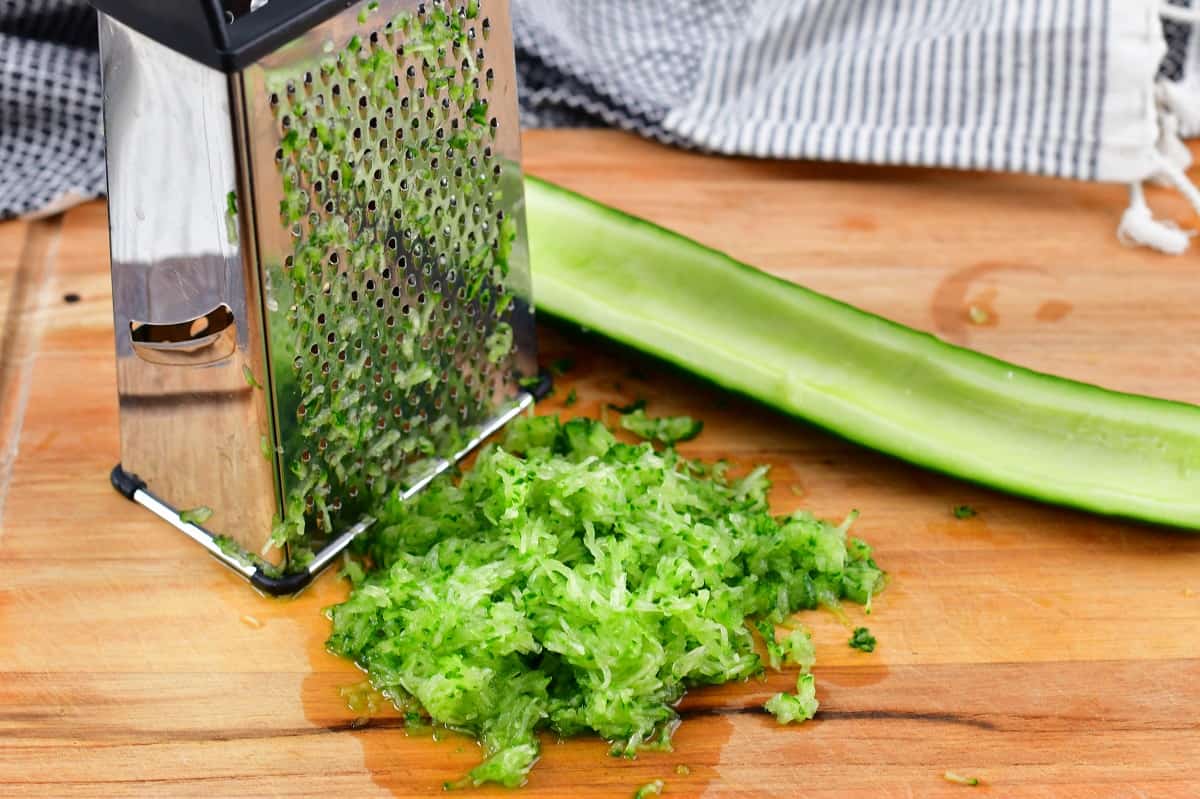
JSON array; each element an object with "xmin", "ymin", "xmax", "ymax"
[
  {"xmin": 514, "ymin": 0, "xmax": 1200, "ymax": 252},
  {"xmin": 516, "ymin": 0, "xmax": 1179, "ymax": 181},
  {"xmin": 0, "ymin": 1, "xmax": 103, "ymax": 218}
]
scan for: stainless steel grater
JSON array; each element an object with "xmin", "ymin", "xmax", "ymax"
[{"xmin": 95, "ymin": 0, "xmax": 545, "ymax": 594}]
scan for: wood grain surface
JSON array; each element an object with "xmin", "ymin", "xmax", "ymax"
[{"xmin": 2, "ymin": 130, "xmax": 1199, "ymax": 798}]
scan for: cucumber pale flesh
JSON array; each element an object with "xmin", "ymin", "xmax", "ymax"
[{"xmin": 524, "ymin": 176, "xmax": 1200, "ymax": 530}]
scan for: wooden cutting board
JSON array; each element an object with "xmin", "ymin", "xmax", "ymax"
[{"xmin": 2, "ymin": 130, "xmax": 1199, "ymax": 798}]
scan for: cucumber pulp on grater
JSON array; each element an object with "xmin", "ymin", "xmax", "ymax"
[{"xmin": 266, "ymin": 1, "xmax": 522, "ymax": 565}]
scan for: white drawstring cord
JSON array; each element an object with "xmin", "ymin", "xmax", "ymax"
[{"xmin": 1155, "ymin": 89, "xmax": 1194, "ymax": 173}]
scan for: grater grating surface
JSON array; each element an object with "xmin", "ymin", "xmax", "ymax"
[
  {"xmin": 98, "ymin": 0, "xmax": 539, "ymax": 592},
  {"xmin": 240, "ymin": 0, "xmax": 537, "ymax": 562}
]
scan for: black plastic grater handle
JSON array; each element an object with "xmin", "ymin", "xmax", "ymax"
[{"xmin": 90, "ymin": 0, "xmax": 358, "ymax": 73}]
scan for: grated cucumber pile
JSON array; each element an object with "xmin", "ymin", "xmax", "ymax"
[{"xmin": 327, "ymin": 414, "xmax": 883, "ymax": 787}]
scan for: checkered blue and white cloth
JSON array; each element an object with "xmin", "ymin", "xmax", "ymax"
[{"xmin": 1, "ymin": 0, "xmax": 1196, "ymax": 219}]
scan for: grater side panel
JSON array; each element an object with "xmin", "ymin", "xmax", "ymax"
[
  {"xmin": 236, "ymin": 0, "xmax": 537, "ymax": 552},
  {"xmin": 99, "ymin": 15, "xmax": 280, "ymax": 557}
]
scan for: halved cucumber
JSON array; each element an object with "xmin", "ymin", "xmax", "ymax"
[{"xmin": 524, "ymin": 176, "xmax": 1200, "ymax": 529}]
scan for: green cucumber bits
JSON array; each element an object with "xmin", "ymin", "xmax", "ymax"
[{"xmin": 327, "ymin": 414, "xmax": 884, "ymax": 787}]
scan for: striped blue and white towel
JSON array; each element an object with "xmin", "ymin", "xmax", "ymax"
[
  {"xmin": 515, "ymin": 0, "xmax": 1189, "ymax": 180},
  {"xmin": 4, "ymin": 0, "xmax": 1200, "ymax": 250},
  {"xmin": 513, "ymin": 0, "xmax": 1200, "ymax": 251}
]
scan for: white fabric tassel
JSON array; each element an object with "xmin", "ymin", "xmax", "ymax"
[
  {"xmin": 1122, "ymin": 10, "xmax": 1200, "ymax": 258},
  {"xmin": 1117, "ymin": 181, "xmax": 1193, "ymax": 255}
]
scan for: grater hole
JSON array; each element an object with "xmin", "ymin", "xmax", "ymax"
[{"xmin": 272, "ymin": 0, "xmax": 522, "ymax": 528}]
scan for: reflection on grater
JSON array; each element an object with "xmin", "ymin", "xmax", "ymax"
[{"xmin": 95, "ymin": 0, "xmax": 542, "ymax": 595}]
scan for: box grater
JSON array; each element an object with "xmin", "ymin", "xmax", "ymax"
[{"xmin": 95, "ymin": 0, "xmax": 546, "ymax": 594}]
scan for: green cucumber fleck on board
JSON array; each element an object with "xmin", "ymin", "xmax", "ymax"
[{"xmin": 523, "ymin": 176, "xmax": 1200, "ymax": 530}]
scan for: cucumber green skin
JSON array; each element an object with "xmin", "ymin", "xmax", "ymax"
[{"xmin": 523, "ymin": 176, "xmax": 1200, "ymax": 530}]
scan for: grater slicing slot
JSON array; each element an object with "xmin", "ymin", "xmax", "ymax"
[{"xmin": 129, "ymin": 304, "xmax": 238, "ymax": 365}]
